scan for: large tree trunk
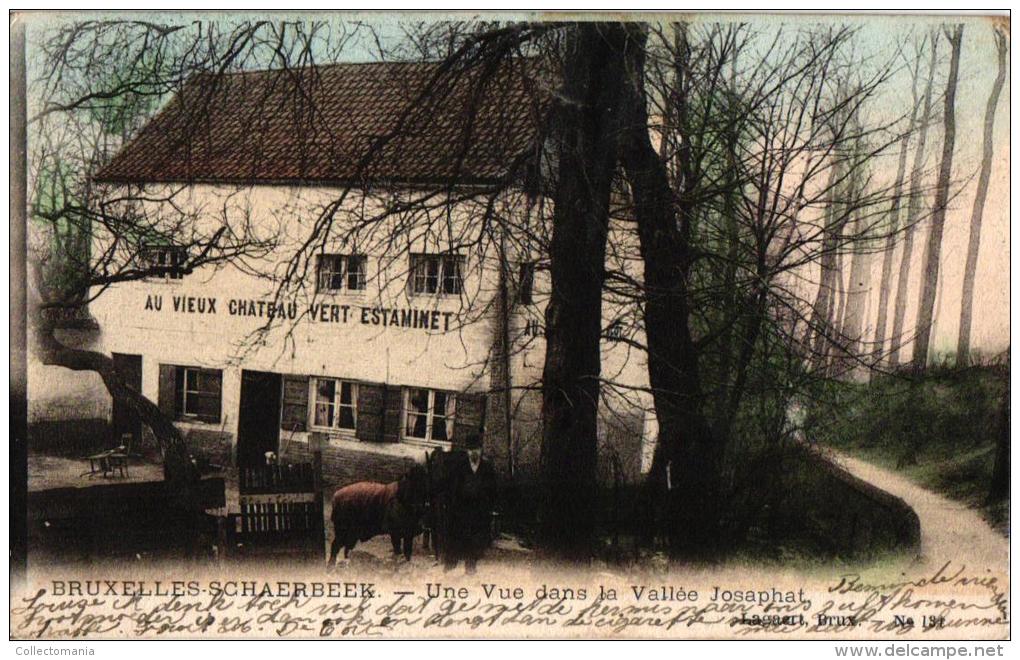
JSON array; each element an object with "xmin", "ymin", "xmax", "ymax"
[
  {"xmin": 538, "ymin": 22, "xmax": 627, "ymax": 559},
  {"xmin": 890, "ymin": 37, "xmax": 939, "ymax": 368},
  {"xmin": 957, "ymin": 29, "xmax": 1006, "ymax": 366},
  {"xmin": 913, "ymin": 25, "xmax": 963, "ymax": 371},
  {"xmin": 619, "ymin": 25, "xmax": 721, "ymax": 559}
]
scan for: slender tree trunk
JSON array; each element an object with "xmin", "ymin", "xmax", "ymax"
[
  {"xmin": 538, "ymin": 22, "xmax": 627, "ymax": 559},
  {"xmin": 913, "ymin": 25, "xmax": 963, "ymax": 371},
  {"xmin": 808, "ymin": 160, "xmax": 843, "ymax": 371},
  {"xmin": 841, "ymin": 208, "xmax": 871, "ymax": 367},
  {"xmin": 872, "ymin": 67, "xmax": 921, "ymax": 373},
  {"xmin": 957, "ymin": 29, "xmax": 1006, "ymax": 366},
  {"xmin": 891, "ymin": 37, "xmax": 939, "ymax": 368}
]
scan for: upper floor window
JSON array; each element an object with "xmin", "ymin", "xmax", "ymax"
[
  {"xmin": 606, "ymin": 320, "xmax": 625, "ymax": 341},
  {"xmin": 173, "ymin": 366, "xmax": 222, "ymax": 423},
  {"xmin": 140, "ymin": 245, "xmax": 188, "ymax": 280},
  {"xmin": 312, "ymin": 377, "xmax": 358, "ymax": 432},
  {"xmin": 403, "ymin": 387, "xmax": 456, "ymax": 444},
  {"xmin": 317, "ymin": 254, "xmax": 367, "ymax": 292},
  {"xmin": 517, "ymin": 261, "xmax": 536, "ymax": 304},
  {"xmin": 410, "ymin": 253, "xmax": 463, "ymax": 295}
]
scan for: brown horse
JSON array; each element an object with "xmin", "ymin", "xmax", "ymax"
[{"xmin": 328, "ymin": 464, "xmax": 428, "ymax": 566}]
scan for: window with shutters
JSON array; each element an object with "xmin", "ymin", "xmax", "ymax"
[
  {"xmin": 403, "ymin": 387, "xmax": 456, "ymax": 445},
  {"xmin": 172, "ymin": 366, "xmax": 222, "ymax": 423},
  {"xmin": 316, "ymin": 254, "xmax": 367, "ymax": 292},
  {"xmin": 311, "ymin": 377, "xmax": 358, "ymax": 433},
  {"xmin": 139, "ymin": 245, "xmax": 188, "ymax": 280},
  {"xmin": 409, "ymin": 253, "xmax": 463, "ymax": 295}
]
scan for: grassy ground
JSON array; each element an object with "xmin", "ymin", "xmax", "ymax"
[{"xmin": 809, "ymin": 364, "xmax": 1009, "ymax": 536}]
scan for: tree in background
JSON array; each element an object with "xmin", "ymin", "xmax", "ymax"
[
  {"xmin": 957, "ymin": 27, "xmax": 1007, "ymax": 366},
  {"xmin": 890, "ymin": 33, "xmax": 939, "ymax": 368},
  {"xmin": 872, "ymin": 36, "xmax": 925, "ymax": 373},
  {"xmin": 912, "ymin": 24, "xmax": 963, "ymax": 371}
]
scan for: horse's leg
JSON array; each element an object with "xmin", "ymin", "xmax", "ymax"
[
  {"xmin": 328, "ymin": 533, "xmax": 341, "ymax": 568},
  {"xmin": 403, "ymin": 534, "xmax": 413, "ymax": 561},
  {"xmin": 390, "ymin": 533, "xmax": 401, "ymax": 557}
]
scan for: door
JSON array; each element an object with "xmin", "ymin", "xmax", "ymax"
[
  {"xmin": 111, "ymin": 353, "xmax": 143, "ymax": 448},
  {"xmin": 236, "ymin": 370, "xmax": 283, "ymax": 467}
]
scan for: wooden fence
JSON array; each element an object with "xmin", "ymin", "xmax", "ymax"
[{"xmin": 224, "ymin": 459, "xmax": 324, "ymax": 561}]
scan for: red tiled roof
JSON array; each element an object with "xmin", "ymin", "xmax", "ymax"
[{"xmin": 95, "ymin": 59, "xmax": 550, "ymax": 186}]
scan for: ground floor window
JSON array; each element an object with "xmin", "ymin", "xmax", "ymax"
[
  {"xmin": 174, "ymin": 366, "xmax": 222, "ymax": 423},
  {"xmin": 312, "ymin": 378, "xmax": 358, "ymax": 432},
  {"xmin": 403, "ymin": 387, "xmax": 456, "ymax": 444}
]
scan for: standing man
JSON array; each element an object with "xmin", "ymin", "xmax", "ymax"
[{"xmin": 444, "ymin": 433, "xmax": 497, "ymax": 574}]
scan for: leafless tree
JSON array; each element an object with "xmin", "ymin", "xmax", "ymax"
[
  {"xmin": 957, "ymin": 27, "xmax": 1007, "ymax": 366},
  {"xmin": 913, "ymin": 25, "xmax": 963, "ymax": 370},
  {"xmin": 871, "ymin": 36, "xmax": 925, "ymax": 374},
  {"xmin": 890, "ymin": 33, "xmax": 939, "ymax": 368}
]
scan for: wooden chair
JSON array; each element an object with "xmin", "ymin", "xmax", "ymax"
[{"xmin": 83, "ymin": 433, "xmax": 132, "ymax": 479}]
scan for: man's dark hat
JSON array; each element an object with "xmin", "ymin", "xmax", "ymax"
[{"xmin": 464, "ymin": 432, "xmax": 483, "ymax": 449}]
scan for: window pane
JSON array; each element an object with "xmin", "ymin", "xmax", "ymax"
[
  {"xmin": 442, "ymin": 257, "xmax": 461, "ymax": 294},
  {"xmin": 405, "ymin": 388, "xmax": 429, "ymax": 439},
  {"xmin": 339, "ymin": 406, "xmax": 356, "ymax": 430},
  {"xmin": 197, "ymin": 370, "xmax": 221, "ymax": 394},
  {"xmin": 432, "ymin": 414, "xmax": 449, "ymax": 441},
  {"xmin": 407, "ymin": 413, "xmax": 428, "ymax": 438},
  {"xmin": 316, "ymin": 379, "xmax": 335, "ymax": 403},
  {"xmin": 317, "ymin": 257, "xmax": 331, "ymax": 290},
  {"xmin": 339, "ymin": 382, "xmax": 353, "ymax": 406},
  {"xmin": 314, "ymin": 403, "xmax": 333, "ymax": 428},
  {"xmin": 347, "ymin": 256, "xmax": 366, "ymax": 290},
  {"xmin": 189, "ymin": 393, "xmax": 219, "ymax": 418},
  {"xmin": 425, "ymin": 258, "xmax": 439, "ymax": 293},
  {"xmin": 433, "ymin": 391, "xmax": 448, "ymax": 417},
  {"xmin": 408, "ymin": 388, "xmax": 429, "ymax": 414}
]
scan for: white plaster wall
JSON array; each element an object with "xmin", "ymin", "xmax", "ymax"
[{"xmin": 88, "ymin": 183, "xmax": 655, "ymax": 442}]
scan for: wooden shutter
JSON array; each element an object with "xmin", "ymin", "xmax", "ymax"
[
  {"xmin": 453, "ymin": 392, "xmax": 487, "ymax": 448},
  {"xmin": 157, "ymin": 364, "xmax": 176, "ymax": 417},
  {"xmin": 381, "ymin": 385, "xmax": 404, "ymax": 443},
  {"xmin": 356, "ymin": 382, "xmax": 385, "ymax": 442},
  {"xmin": 281, "ymin": 375, "xmax": 309, "ymax": 432}
]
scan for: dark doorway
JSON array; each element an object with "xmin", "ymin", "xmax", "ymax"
[
  {"xmin": 111, "ymin": 353, "xmax": 143, "ymax": 448},
  {"xmin": 237, "ymin": 370, "xmax": 282, "ymax": 467}
]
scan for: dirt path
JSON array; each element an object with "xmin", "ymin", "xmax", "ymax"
[{"xmin": 824, "ymin": 448, "xmax": 1009, "ymax": 572}]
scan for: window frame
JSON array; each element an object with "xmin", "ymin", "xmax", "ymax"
[
  {"xmin": 409, "ymin": 253, "xmax": 464, "ymax": 296},
  {"xmin": 140, "ymin": 245, "xmax": 188, "ymax": 281},
  {"xmin": 309, "ymin": 376, "xmax": 359, "ymax": 435},
  {"xmin": 316, "ymin": 253, "xmax": 367, "ymax": 293},
  {"xmin": 402, "ymin": 387, "xmax": 457, "ymax": 446},
  {"xmin": 173, "ymin": 366, "xmax": 222, "ymax": 423}
]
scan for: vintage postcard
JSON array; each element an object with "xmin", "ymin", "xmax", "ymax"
[{"xmin": 8, "ymin": 10, "xmax": 1011, "ymax": 642}]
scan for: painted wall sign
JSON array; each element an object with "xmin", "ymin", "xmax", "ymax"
[{"xmin": 142, "ymin": 293, "xmax": 458, "ymax": 331}]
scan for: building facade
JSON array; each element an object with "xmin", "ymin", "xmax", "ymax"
[{"xmin": 87, "ymin": 60, "xmax": 655, "ymax": 487}]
